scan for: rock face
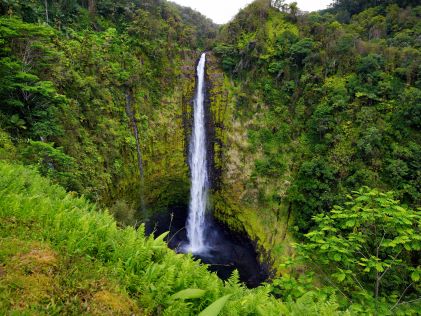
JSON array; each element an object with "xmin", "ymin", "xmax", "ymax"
[
  {"xmin": 205, "ymin": 53, "xmax": 260, "ymax": 248},
  {"xmin": 143, "ymin": 51, "xmax": 288, "ymax": 269},
  {"xmin": 203, "ymin": 53, "xmax": 293, "ymax": 269},
  {"xmin": 140, "ymin": 51, "xmax": 200, "ymax": 215},
  {"xmin": 204, "ymin": 53, "xmax": 229, "ymax": 190}
]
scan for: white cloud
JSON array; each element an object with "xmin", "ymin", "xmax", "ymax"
[{"xmin": 170, "ymin": 0, "xmax": 333, "ymax": 24}]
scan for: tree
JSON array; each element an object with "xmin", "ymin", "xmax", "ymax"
[
  {"xmin": 0, "ymin": 18, "xmax": 65, "ymax": 139},
  {"xmin": 88, "ymin": 0, "xmax": 96, "ymax": 15},
  {"xmin": 288, "ymin": 159, "xmax": 338, "ymax": 233},
  {"xmin": 44, "ymin": 0, "xmax": 49, "ymax": 23},
  {"xmin": 289, "ymin": 38, "xmax": 315, "ymax": 66},
  {"xmin": 297, "ymin": 187, "xmax": 421, "ymax": 312},
  {"xmin": 288, "ymin": 2, "xmax": 298, "ymax": 20},
  {"xmin": 271, "ymin": 0, "xmax": 285, "ymax": 10},
  {"xmin": 21, "ymin": 140, "xmax": 77, "ymax": 190}
]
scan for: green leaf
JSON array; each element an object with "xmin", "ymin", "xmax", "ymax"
[
  {"xmin": 171, "ymin": 288, "xmax": 206, "ymax": 300},
  {"xmin": 198, "ymin": 294, "xmax": 232, "ymax": 316},
  {"xmin": 345, "ymin": 220, "xmax": 355, "ymax": 227},
  {"xmin": 333, "ymin": 272, "xmax": 346, "ymax": 282},
  {"xmin": 153, "ymin": 231, "xmax": 169, "ymax": 246},
  {"xmin": 411, "ymin": 271, "xmax": 420, "ymax": 282},
  {"xmin": 375, "ymin": 263, "xmax": 384, "ymax": 272}
]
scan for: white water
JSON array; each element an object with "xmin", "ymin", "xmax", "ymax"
[{"xmin": 185, "ymin": 53, "xmax": 209, "ymax": 253}]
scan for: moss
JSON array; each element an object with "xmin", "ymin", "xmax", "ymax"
[
  {"xmin": 205, "ymin": 53, "xmax": 296, "ymax": 274},
  {"xmin": 91, "ymin": 290, "xmax": 141, "ymax": 315},
  {"xmin": 212, "ymin": 192, "xmax": 247, "ymax": 234},
  {"xmin": 136, "ymin": 51, "xmax": 201, "ymax": 216},
  {"xmin": 0, "ymin": 240, "xmax": 57, "ymax": 312},
  {"xmin": 0, "ymin": 237, "xmax": 141, "ymax": 315},
  {"xmin": 212, "ymin": 190, "xmax": 295, "ymax": 276}
]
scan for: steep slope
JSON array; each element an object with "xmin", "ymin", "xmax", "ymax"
[
  {"xmin": 210, "ymin": 0, "xmax": 420, "ymax": 260},
  {"xmin": 0, "ymin": 161, "xmax": 348, "ymax": 315},
  {"xmin": 0, "ymin": 0, "xmax": 217, "ymax": 220}
]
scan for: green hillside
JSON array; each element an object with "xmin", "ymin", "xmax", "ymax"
[
  {"xmin": 0, "ymin": 161, "xmax": 349, "ymax": 315},
  {"xmin": 212, "ymin": 0, "xmax": 420, "ymax": 248},
  {"xmin": 0, "ymin": 0, "xmax": 216, "ymax": 219}
]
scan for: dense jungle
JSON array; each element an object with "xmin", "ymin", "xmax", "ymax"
[{"xmin": 0, "ymin": 0, "xmax": 420, "ymax": 315}]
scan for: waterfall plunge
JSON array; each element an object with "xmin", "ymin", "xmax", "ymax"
[{"xmin": 185, "ymin": 53, "xmax": 209, "ymax": 254}]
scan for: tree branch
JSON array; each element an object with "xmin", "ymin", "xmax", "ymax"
[
  {"xmin": 309, "ymin": 261, "xmax": 352, "ymax": 303},
  {"xmin": 377, "ymin": 229, "xmax": 386, "ymax": 253},
  {"xmin": 378, "ymin": 249, "xmax": 402, "ymax": 282},
  {"xmin": 390, "ymin": 282, "xmax": 414, "ymax": 311},
  {"xmin": 393, "ymin": 297, "xmax": 421, "ymax": 308}
]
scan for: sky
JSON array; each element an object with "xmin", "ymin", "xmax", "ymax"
[{"xmin": 170, "ymin": 0, "xmax": 333, "ymax": 24}]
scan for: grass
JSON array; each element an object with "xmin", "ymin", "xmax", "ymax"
[{"xmin": 0, "ymin": 237, "xmax": 139, "ymax": 315}]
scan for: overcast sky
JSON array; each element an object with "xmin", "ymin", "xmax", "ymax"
[{"xmin": 170, "ymin": 0, "xmax": 333, "ymax": 24}]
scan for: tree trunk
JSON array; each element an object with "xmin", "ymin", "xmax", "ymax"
[
  {"xmin": 88, "ymin": 0, "xmax": 96, "ymax": 15},
  {"xmin": 44, "ymin": 0, "xmax": 49, "ymax": 23}
]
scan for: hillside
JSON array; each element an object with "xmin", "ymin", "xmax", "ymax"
[
  {"xmin": 211, "ymin": 0, "xmax": 420, "ymax": 247},
  {"xmin": 0, "ymin": 0, "xmax": 217, "ymax": 220},
  {"xmin": 208, "ymin": 0, "xmax": 420, "ymax": 312},
  {"xmin": 0, "ymin": 161, "xmax": 348, "ymax": 315}
]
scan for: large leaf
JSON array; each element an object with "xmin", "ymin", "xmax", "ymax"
[
  {"xmin": 171, "ymin": 288, "xmax": 206, "ymax": 300},
  {"xmin": 198, "ymin": 294, "xmax": 232, "ymax": 316}
]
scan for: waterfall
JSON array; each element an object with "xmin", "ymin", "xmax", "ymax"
[{"xmin": 185, "ymin": 52, "xmax": 209, "ymax": 253}]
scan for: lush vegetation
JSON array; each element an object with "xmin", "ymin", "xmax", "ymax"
[
  {"xmin": 0, "ymin": 161, "xmax": 351, "ymax": 315},
  {"xmin": 276, "ymin": 187, "xmax": 421, "ymax": 314},
  {"xmin": 213, "ymin": 0, "xmax": 420, "ymax": 235},
  {"xmin": 209, "ymin": 0, "xmax": 420, "ymax": 313},
  {"xmin": 0, "ymin": 0, "xmax": 216, "ymax": 219},
  {"xmin": 0, "ymin": 0, "xmax": 420, "ymax": 314}
]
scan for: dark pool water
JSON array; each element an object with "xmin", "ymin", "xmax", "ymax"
[{"xmin": 145, "ymin": 207, "xmax": 269, "ymax": 288}]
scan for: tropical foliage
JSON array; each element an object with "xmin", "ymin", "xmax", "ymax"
[
  {"xmin": 0, "ymin": 0, "xmax": 420, "ymax": 314},
  {"xmin": 0, "ymin": 0, "xmax": 217, "ymax": 216},
  {"xmin": 214, "ymin": 0, "xmax": 420, "ymax": 236},
  {"xmin": 0, "ymin": 161, "xmax": 347, "ymax": 315}
]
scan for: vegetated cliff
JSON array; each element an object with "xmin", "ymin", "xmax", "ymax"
[
  {"xmin": 0, "ymin": 0, "xmax": 217, "ymax": 222},
  {"xmin": 208, "ymin": 0, "xmax": 421, "ymax": 267},
  {"xmin": 204, "ymin": 52, "xmax": 291, "ymax": 266}
]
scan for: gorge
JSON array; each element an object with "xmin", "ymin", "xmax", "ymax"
[
  {"xmin": 0, "ymin": 0, "xmax": 420, "ymax": 314},
  {"xmin": 147, "ymin": 52, "xmax": 269, "ymax": 288}
]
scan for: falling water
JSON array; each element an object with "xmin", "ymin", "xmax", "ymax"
[
  {"xmin": 146, "ymin": 52, "xmax": 269, "ymax": 287},
  {"xmin": 186, "ymin": 53, "xmax": 209, "ymax": 253}
]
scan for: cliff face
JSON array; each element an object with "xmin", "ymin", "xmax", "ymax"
[
  {"xmin": 0, "ymin": 0, "xmax": 219, "ymax": 226},
  {"xmin": 204, "ymin": 53, "xmax": 293, "ymax": 267},
  {"xmin": 146, "ymin": 51, "xmax": 287, "ymax": 265},
  {"xmin": 140, "ymin": 51, "xmax": 199, "ymax": 215},
  {"xmin": 205, "ymin": 0, "xmax": 421, "ymax": 269}
]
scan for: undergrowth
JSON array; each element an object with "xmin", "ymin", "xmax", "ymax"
[{"xmin": 0, "ymin": 161, "xmax": 348, "ymax": 315}]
